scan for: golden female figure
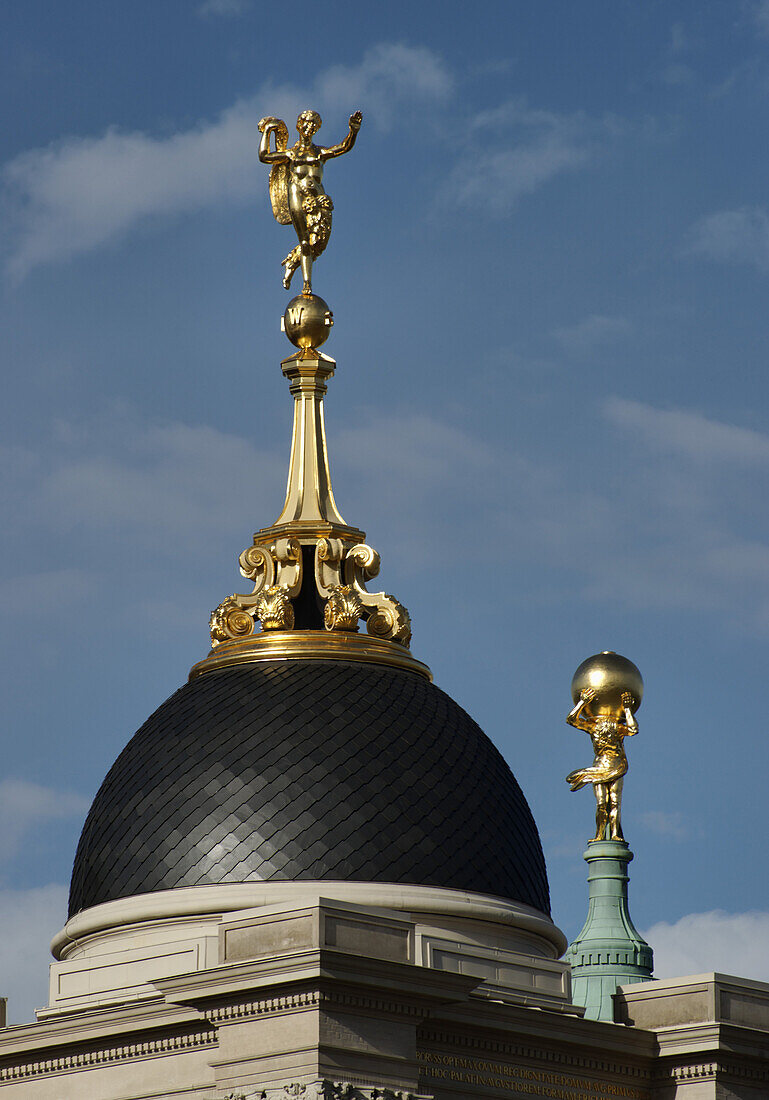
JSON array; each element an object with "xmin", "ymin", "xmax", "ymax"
[
  {"xmin": 258, "ymin": 109, "xmax": 362, "ymax": 294},
  {"xmin": 566, "ymin": 687, "xmax": 638, "ymax": 842}
]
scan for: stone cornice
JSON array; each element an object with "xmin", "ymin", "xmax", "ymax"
[
  {"xmin": 206, "ymin": 989, "xmax": 324, "ymax": 1023},
  {"xmin": 206, "ymin": 989, "xmax": 430, "ymax": 1025},
  {"xmin": 0, "ymin": 997, "xmax": 204, "ymax": 1056},
  {"xmin": 0, "ymin": 1026, "xmax": 216, "ymax": 1083},
  {"xmin": 155, "ymin": 949, "xmax": 479, "ymax": 1014},
  {"xmin": 417, "ymin": 1025, "xmax": 654, "ymax": 1085},
  {"xmin": 425, "ymin": 997, "xmax": 657, "ymax": 1063},
  {"xmin": 653, "ymin": 1056, "xmax": 769, "ymax": 1086},
  {"xmin": 652, "ymin": 1019, "xmax": 769, "ymax": 1062},
  {"xmin": 52, "ymin": 883, "xmax": 565, "ymax": 960}
]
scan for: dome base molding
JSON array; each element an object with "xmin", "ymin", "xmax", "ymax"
[
  {"xmin": 190, "ymin": 630, "xmax": 432, "ymax": 681},
  {"xmin": 46, "ymin": 883, "xmax": 569, "ymax": 1020}
]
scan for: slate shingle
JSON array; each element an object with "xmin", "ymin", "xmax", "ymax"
[{"xmin": 69, "ymin": 660, "xmax": 550, "ymax": 917}]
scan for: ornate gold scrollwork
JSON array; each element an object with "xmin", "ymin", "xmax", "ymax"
[
  {"xmin": 209, "ymin": 596, "xmax": 257, "ymax": 645},
  {"xmin": 255, "ymin": 584, "xmax": 296, "ymax": 631},
  {"xmin": 213, "ymin": 533, "xmax": 409, "ymax": 648},
  {"xmin": 272, "ymin": 537, "xmax": 302, "ymax": 595},
  {"xmin": 347, "ymin": 542, "xmax": 380, "ymax": 577},
  {"xmin": 238, "ymin": 544, "xmax": 275, "ymax": 587},
  {"xmin": 314, "ymin": 539, "xmax": 412, "ymax": 646},
  {"xmin": 324, "ymin": 584, "xmax": 363, "ymax": 632},
  {"xmin": 365, "ymin": 600, "xmax": 411, "ymax": 645},
  {"xmin": 344, "ymin": 543, "xmax": 412, "ymax": 646},
  {"xmin": 210, "ymin": 538, "xmax": 302, "ymax": 645},
  {"xmin": 315, "ymin": 536, "xmax": 349, "ymax": 597}
]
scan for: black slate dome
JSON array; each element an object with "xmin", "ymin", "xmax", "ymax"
[{"xmin": 69, "ymin": 659, "xmax": 550, "ymax": 917}]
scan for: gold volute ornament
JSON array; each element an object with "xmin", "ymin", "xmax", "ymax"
[
  {"xmin": 255, "ymin": 585, "xmax": 295, "ymax": 631},
  {"xmin": 209, "ymin": 595, "xmax": 255, "ymax": 645},
  {"xmin": 316, "ymin": 539, "xmax": 411, "ymax": 645},
  {"xmin": 208, "ymin": 539, "xmax": 302, "ymax": 644},
  {"xmin": 324, "ymin": 585, "xmax": 363, "ymax": 632},
  {"xmin": 258, "ymin": 109, "xmax": 362, "ymax": 295},
  {"xmin": 565, "ymin": 652, "xmax": 643, "ymax": 843}
]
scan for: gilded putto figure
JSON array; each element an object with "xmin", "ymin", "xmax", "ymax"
[{"xmin": 258, "ymin": 109, "xmax": 362, "ymax": 294}]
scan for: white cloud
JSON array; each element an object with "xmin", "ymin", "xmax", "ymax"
[
  {"xmin": 750, "ymin": 1, "xmax": 769, "ymax": 37},
  {"xmin": 315, "ymin": 43, "xmax": 452, "ymax": 124},
  {"xmin": 542, "ymin": 831, "xmax": 591, "ymax": 860},
  {"xmin": 644, "ymin": 910, "xmax": 769, "ymax": 983},
  {"xmin": 669, "ymin": 21, "xmax": 689, "ymax": 55},
  {"xmin": 41, "ymin": 419, "xmax": 283, "ymax": 541},
  {"xmin": 3, "ymin": 102, "xmax": 262, "ymax": 277},
  {"xmin": 0, "ymin": 885, "xmax": 67, "ymax": 1024},
  {"xmin": 0, "ymin": 413, "xmax": 283, "ymax": 559},
  {"xmin": 334, "ymin": 413, "xmax": 494, "ymax": 570},
  {"xmin": 604, "ymin": 397, "xmax": 769, "ymax": 464},
  {"xmin": 0, "ymin": 414, "xmax": 287, "ymax": 647},
  {"xmin": 659, "ymin": 62, "xmax": 695, "ymax": 86},
  {"xmin": 0, "ymin": 568, "xmax": 95, "ymax": 615},
  {"xmin": 337, "ymin": 412, "xmax": 492, "ymax": 490},
  {"xmin": 0, "ymin": 782, "xmax": 88, "ymax": 863},
  {"xmin": 441, "ymin": 100, "xmax": 615, "ymax": 214},
  {"xmin": 656, "ymin": 21, "xmax": 696, "ymax": 85},
  {"xmin": 10, "ymin": 398, "xmax": 769, "ymax": 638},
  {"xmin": 198, "ymin": 0, "xmax": 251, "ymax": 15},
  {"xmin": 1, "ymin": 44, "xmax": 450, "ymax": 277},
  {"xmin": 330, "ymin": 401, "xmax": 769, "ymax": 628},
  {"xmin": 686, "ymin": 207, "xmax": 769, "ymax": 270},
  {"xmin": 640, "ymin": 811, "xmax": 690, "ymax": 840},
  {"xmin": 594, "ymin": 397, "xmax": 769, "ymax": 625},
  {"xmin": 553, "ymin": 314, "xmax": 631, "ymax": 352}
]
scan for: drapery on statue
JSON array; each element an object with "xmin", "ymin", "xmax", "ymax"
[
  {"xmin": 258, "ymin": 109, "xmax": 362, "ymax": 295},
  {"xmin": 566, "ymin": 687, "xmax": 638, "ymax": 842}
]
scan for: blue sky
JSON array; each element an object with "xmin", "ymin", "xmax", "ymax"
[{"xmin": 2, "ymin": 0, "xmax": 769, "ymax": 1022}]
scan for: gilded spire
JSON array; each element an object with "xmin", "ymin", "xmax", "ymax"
[
  {"xmin": 272, "ymin": 298, "xmax": 348, "ymax": 530},
  {"xmin": 194, "ymin": 111, "xmax": 427, "ymax": 682}
]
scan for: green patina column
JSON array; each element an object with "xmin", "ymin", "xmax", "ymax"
[
  {"xmin": 565, "ymin": 839, "xmax": 653, "ymax": 1021},
  {"xmin": 563, "ymin": 651, "xmax": 654, "ymax": 1021}
]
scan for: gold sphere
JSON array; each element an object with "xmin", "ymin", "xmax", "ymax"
[
  {"xmin": 570, "ymin": 651, "xmax": 643, "ymax": 716},
  {"xmin": 283, "ymin": 293, "xmax": 333, "ymax": 350}
]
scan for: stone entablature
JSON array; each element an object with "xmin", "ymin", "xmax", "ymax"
[
  {"xmin": 0, "ymin": 896, "xmax": 767, "ymax": 1097},
  {"xmin": 616, "ymin": 973, "xmax": 769, "ymax": 1099},
  {"xmin": 616, "ymin": 972, "xmax": 769, "ymax": 1034}
]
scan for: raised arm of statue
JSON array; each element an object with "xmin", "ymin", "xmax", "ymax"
[
  {"xmin": 320, "ymin": 111, "xmax": 363, "ymax": 161},
  {"xmin": 566, "ymin": 688, "xmax": 596, "ymax": 732},
  {"xmin": 621, "ymin": 691, "xmax": 638, "ymax": 736},
  {"xmin": 258, "ymin": 117, "xmax": 289, "ymax": 164}
]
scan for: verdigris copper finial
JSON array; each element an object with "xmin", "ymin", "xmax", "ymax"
[
  {"xmin": 565, "ymin": 651, "xmax": 643, "ymax": 843},
  {"xmin": 563, "ymin": 651, "xmax": 652, "ymax": 1020},
  {"xmin": 258, "ymin": 109, "xmax": 362, "ymax": 296}
]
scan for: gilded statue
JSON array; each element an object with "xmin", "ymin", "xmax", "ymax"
[
  {"xmin": 258, "ymin": 109, "xmax": 363, "ymax": 294},
  {"xmin": 566, "ymin": 687, "xmax": 638, "ymax": 842}
]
